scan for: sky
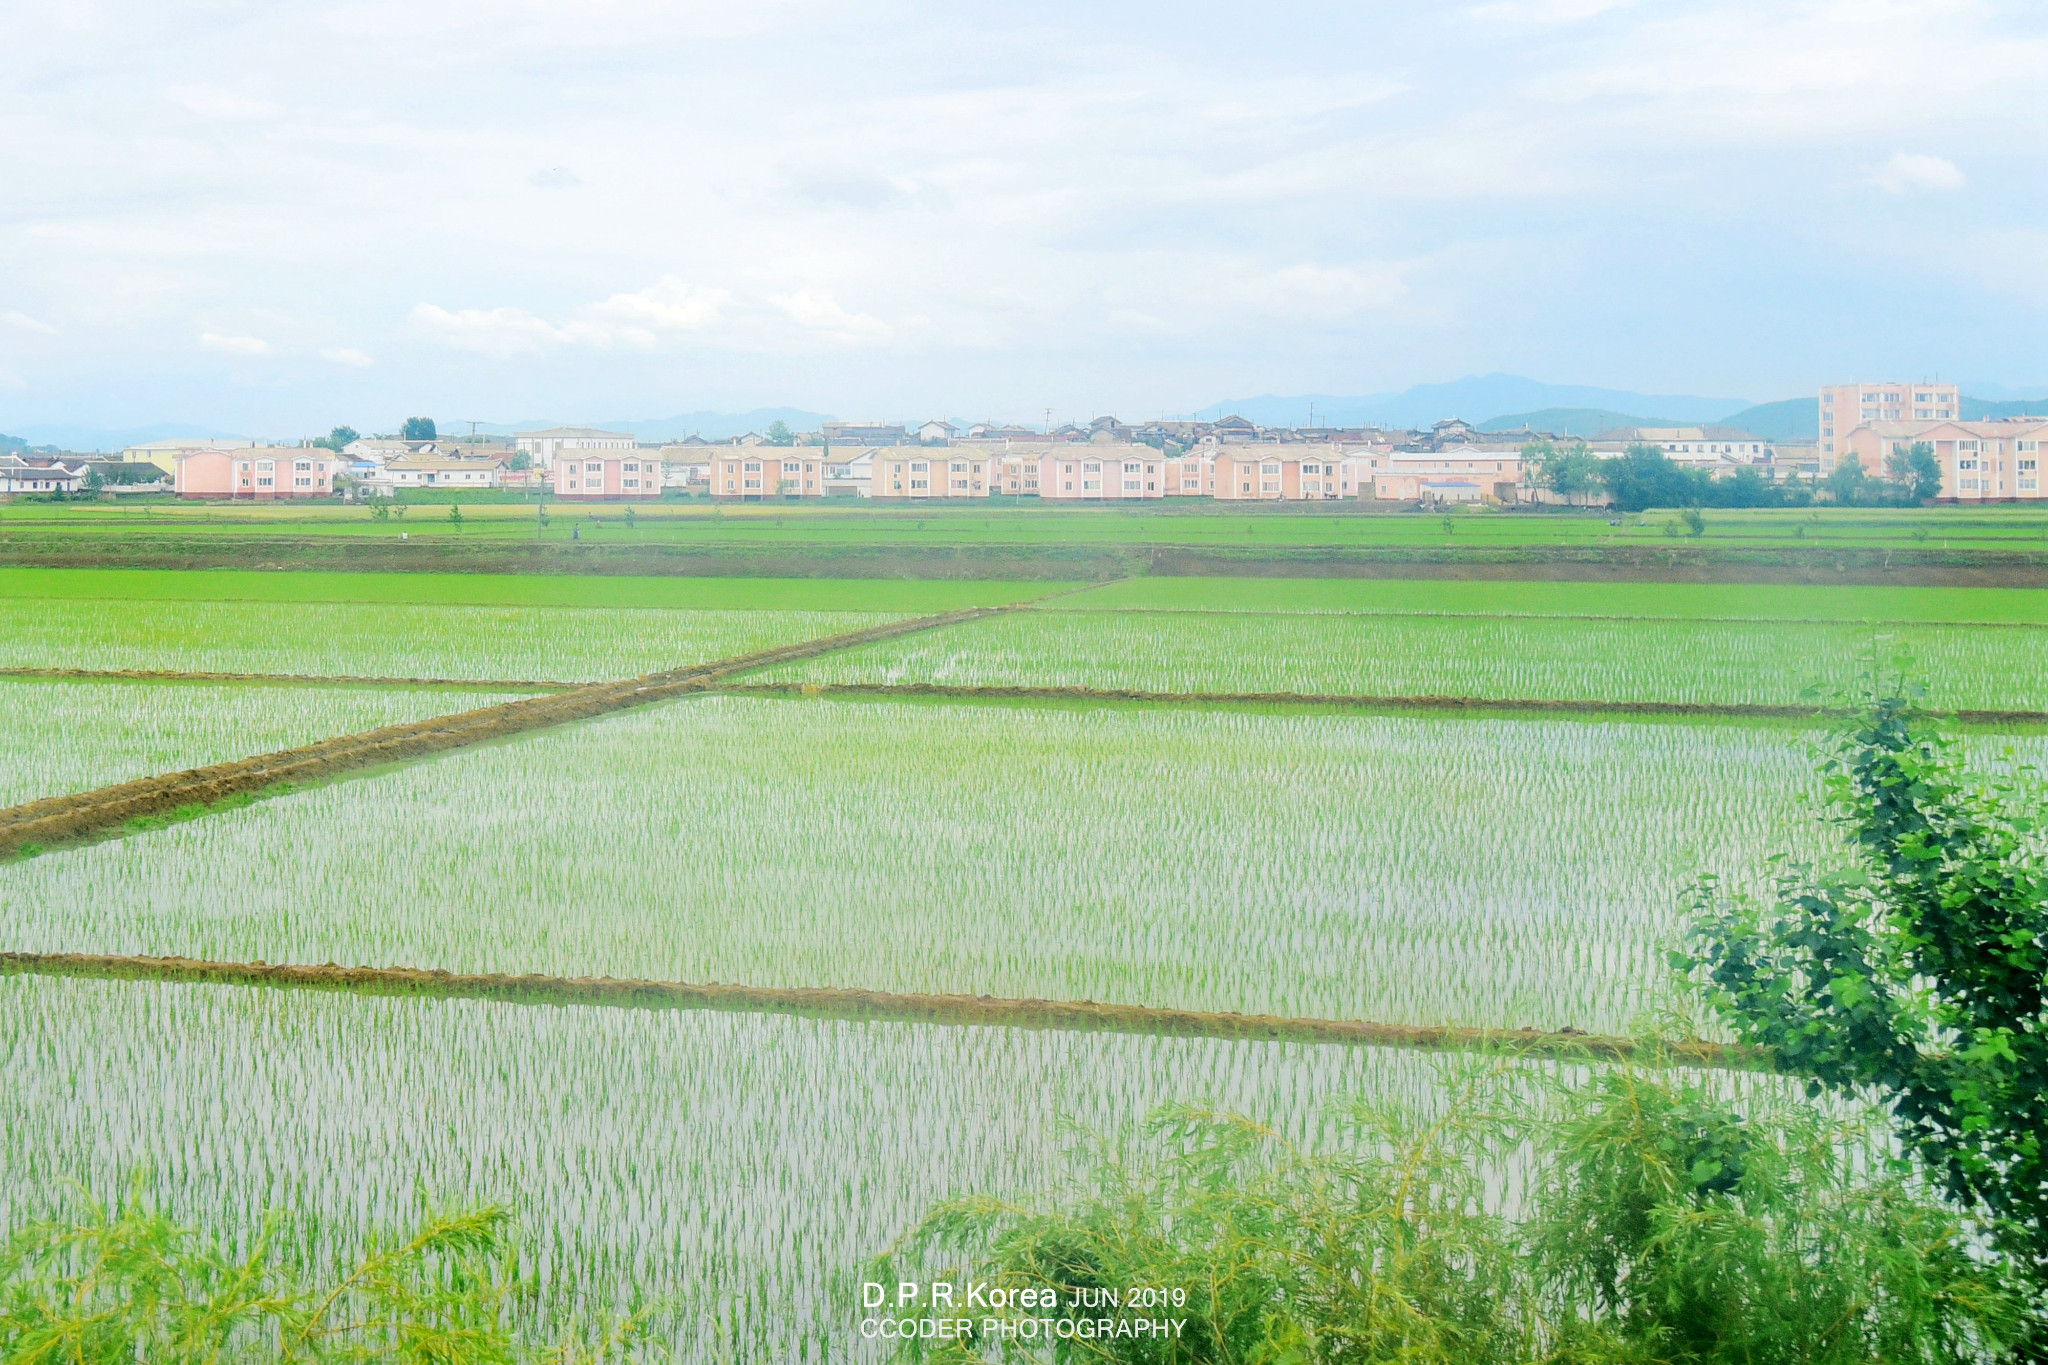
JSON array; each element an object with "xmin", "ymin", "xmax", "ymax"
[{"xmin": 2, "ymin": 0, "xmax": 2045, "ymax": 437}]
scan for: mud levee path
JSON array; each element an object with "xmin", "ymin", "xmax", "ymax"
[
  {"xmin": 0, "ymin": 607, "xmax": 995, "ymax": 857},
  {"xmin": 0, "ymin": 950, "xmax": 1759, "ymax": 1070},
  {"xmin": 716, "ymin": 681, "xmax": 2048, "ymax": 728},
  {"xmin": 0, "ymin": 666, "xmax": 575, "ymax": 692}
]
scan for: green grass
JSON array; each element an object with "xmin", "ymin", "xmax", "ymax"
[
  {"xmin": 754, "ymin": 610, "xmax": 2048, "ymax": 711},
  {"xmin": 0, "ymin": 600, "xmax": 905, "ymax": 682},
  {"xmin": 11, "ymin": 694, "xmax": 1998, "ymax": 1035},
  {"xmin": 0, "ymin": 567, "xmax": 1049, "ymax": 611},
  {"xmin": 1056, "ymin": 577, "xmax": 2048, "ymax": 623},
  {"xmin": 0, "ymin": 972, "xmax": 1452, "ymax": 1357},
  {"xmin": 10, "ymin": 498, "xmax": 2048, "ymax": 551},
  {"xmin": 0, "ymin": 679, "xmax": 533, "ymax": 808}
]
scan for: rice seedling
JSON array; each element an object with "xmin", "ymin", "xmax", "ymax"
[
  {"xmin": 17, "ymin": 697, "xmax": 2030, "ymax": 1035},
  {"xmin": 0, "ymin": 679, "xmax": 533, "ymax": 807},
  {"xmin": 0, "ymin": 972, "xmax": 1471, "ymax": 1358},
  {"xmin": 750, "ymin": 609, "xmax": 2048, "ymax": 711},
  {"xmin": 0, "ymin": 602, "xmax": 902, "ymax": 683}
]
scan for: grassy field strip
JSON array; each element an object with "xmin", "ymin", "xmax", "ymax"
[
  {"xmin": 0, "ymin": 600, "xmax": 911, "ymax": 682},
  {"xmin": 0, "ymin": 679, "xmax": 538, "ymax": 809},
  {"xmin": 0, "ymin": 974, "xmax": 1793, "ymax": 1357},
  {"xmin": 714, "ymin": 680, "xmax": 2048, "ymax": 726},
  {"xmin": 0, "ymin": 567, "xmax": 1052, "ymax": 611},
  {"xmin": 0, "ymin": 950, "xmax": 1751, "ymax": 1068},
  {"xmin": 0, "ymin": 666, "xmax": 576, "ymax": 691},
  {"xmin": 754, "ymin": 610, "xmax": 2048, "ymax": 711},
  {"xmin": 0, "ymin": 610, "xmax": 994, "ymax": 858},
  {"xmin": 1053, "ymin": 576, "xmax": 2048, "ymax": 621},
  {"xmin": 17, "ymin": 696, "xmax": 2004, "ymax": 1036},
  {"xmin": 1041, "ymin": 604, "xmax": 2048, "ymax": 629}
]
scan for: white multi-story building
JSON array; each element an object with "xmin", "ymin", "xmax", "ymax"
[{"xmin": 513, "ymin": 427, "xmax": 635, "ymax": 469}]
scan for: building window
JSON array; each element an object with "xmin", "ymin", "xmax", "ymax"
[
  {"xmin": 911, "ymin": 479, "xmax": 928, "ymax": 489},
  {"xmin": 257, "ymin": 477, "xmax": 273, "ymax": 487},
  {"xmin": 623, "ymin": 478, "xmax": 639, "ymax": 488}
]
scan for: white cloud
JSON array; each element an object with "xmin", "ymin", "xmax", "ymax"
[
  {"xmin": 409, "ymin": 303, "xmax": 571, "ymax": 357},
  {"xmin": 1873, "ymin": 151, "xmax": 1965, "ymax": 194},
  {"xmin": 583, "ymin": 277, "xmax": 730, "ymax": 343},
  {"xmin": 527, "ymin": 166, "xmax": 582, "ymax": 189},
  {"xmin": 770, "ymin": 291, "xmax": 890, "ymax": 342},
  {"xmin": 2, "ymin": 311, "xmax": 58, "ymax": 336},
  {"xmin": 1464, "ymin": 0, "xmax": 1632, "ymax": 23},
  {"xmin": 319, "ymin": 347, "xmax": 374, "ymax": 368},
  {"xmin": 199, "ymin": 331, "xmax": 270, "ymax": 356}
]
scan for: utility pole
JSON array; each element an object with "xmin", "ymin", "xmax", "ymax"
[{"xmin": 1044, "ymin": 407, "xmax": 1053, "ymax": 435}]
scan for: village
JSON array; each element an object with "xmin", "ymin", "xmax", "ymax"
[{"xmin": 0, "ymin": 381, "xmax": 2038, "ymax": 506}]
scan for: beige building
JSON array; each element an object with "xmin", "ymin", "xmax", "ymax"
[
  {"xmin": 1820, "ymin": 382, "xmax": 1958, "ymax": 458},
  {"xmin": 868, "ymin": 450, "xmax": 995, "ymax": 498},
  {"xmin": 712, "ymin": 450, "xmax": 845, "ymax": 497}
]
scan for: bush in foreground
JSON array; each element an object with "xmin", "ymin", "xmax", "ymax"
[
  {"xmin": 0, "ymin": 1192, "xmax": 654, "ymax": 1364},
  {"xmin": 875, "ymin": 1058, "xmax": 2021, "ymax": 1364}
]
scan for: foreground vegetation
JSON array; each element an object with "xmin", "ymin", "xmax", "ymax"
[
  {"xmin": 883, "ymin": 1065, "xmax": 2022, "ymax": 1364},
  {"xmin": 878, "ymin": 693, "xmax": 2048, "ymax": 1362}
]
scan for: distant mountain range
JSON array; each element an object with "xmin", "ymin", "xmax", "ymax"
[
  {"xmin": 1200, "ymin": 375, "xmax": 1754, "ymax": 430},
  {"xmin": 1477, "ymin": 408, "xmax": 1686, "ymax": 437},
  {"xmin": 481, "ymin": 409, "xmax": 834, "ymax": 442}
]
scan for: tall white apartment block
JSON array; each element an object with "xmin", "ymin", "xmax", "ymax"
[{"xmin": 1819, "ymin": 382, "xmax": 1958, "ymax": 456}]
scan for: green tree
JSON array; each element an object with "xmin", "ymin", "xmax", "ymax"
[
  {"xmin": 400, "ymin": 417, "xmax": 437, "ymax": 442},
  {"xmin": 1684, "ymin": 692, "xmax": 2048, "ymax": 1329},
  {"xmin": 1825, "ymin": 453, "xmax": 1869, "ymax": 505},
  {"xmin": 82, "ymin": 466, "xmax": 104, "ymax": 496},
  {"xmin": 1681, "ymin": 505, "xmax": 1705, "ymax": 537},
  {"xmin": 1887, "ymin": 441, "xmax": 1943, "ymax": 502},
  {"xmin": 326, "ymin": 425, "xmax": 360, "ymax": 451},
  {"xmin": 1599, "ymin": 444, "xmax": 1702, "ymax": 513},
  {"xmin": 448, "ymin": 503, "xmax": 464, "ymax": 527},
  {"xmin": 509, "ymin": 451, "xmax": 533, "ymax": 472},
  {"xmin": 1526, "ymin": 439, "xmax": 1600, "ymax": 505},
  {"xmin": 765, "ymin": 420, "xmax": 794, "ymax": 446}
]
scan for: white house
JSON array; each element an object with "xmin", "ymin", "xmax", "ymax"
[{"xmin": 513, "ymin": 427, "xmax": 635, "ymax": 469}]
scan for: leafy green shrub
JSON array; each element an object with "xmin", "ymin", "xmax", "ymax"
[
  {"xmin": 875, "ymin": 1063, "xmax": 2019, "ymax": 1363},
  {"xmin": 0, "ymin": 1186, "xmax": 655, "ymax": 1364}
]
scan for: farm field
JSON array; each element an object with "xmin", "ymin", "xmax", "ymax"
[
  {"xmin": 0, "ymin": 599, "xmax": 904, "ymax": 681},
  {"xmin": 0, "ymin": 566, "xmax": 1049, "ymax": 611},
  {"xmin": 0, "ymin": 679, "xmax": 534, "ymax": 807},
  {"xmin": 5, "ymin": 545, "xmax": 2040, "ymax": 1356},
  {"xmin": 1055, "ymin": 575, "xmax": 2048, "ymax": 623},
  {"xmin": 752, "ymin": 609, "xmax": 2048, "ymax": 710},
  {"xmin": 0, "ymin": 694, "xmax": 1930, "ymax": 1033},
  {"xmin": 0, "ymin": 972, "xmax": 1477, "ymax": 1359},
  {"xmin": 8, "ymin": 497, "xmax": 2048, "ymax": 552}
]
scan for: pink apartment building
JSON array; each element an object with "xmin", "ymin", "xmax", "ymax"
[
  {"xmin": 1840, "ymin": 419, "xmax": 2045, "ymax": 501},
  {"xmin": 553, "ymin": 452, "xmax": 661, "ymax": 499},
  {"xmin": 1208, "ymin": 447, "xmax": 1374, "ymax": 501},
  {"xmin": 1037, "ymin": 445, "xmax": 1173, "ymax": 499},
  {"xmin": 174, "ymin": 448, "xmax": 335, "ymax": 499},
  {"xmin": 710, "ymin": 451, "xmax": 838, "ymax": 498},
  {"xmin": 1820, "ymin": 382, "xmax": 1959, "ymax": 458}
]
